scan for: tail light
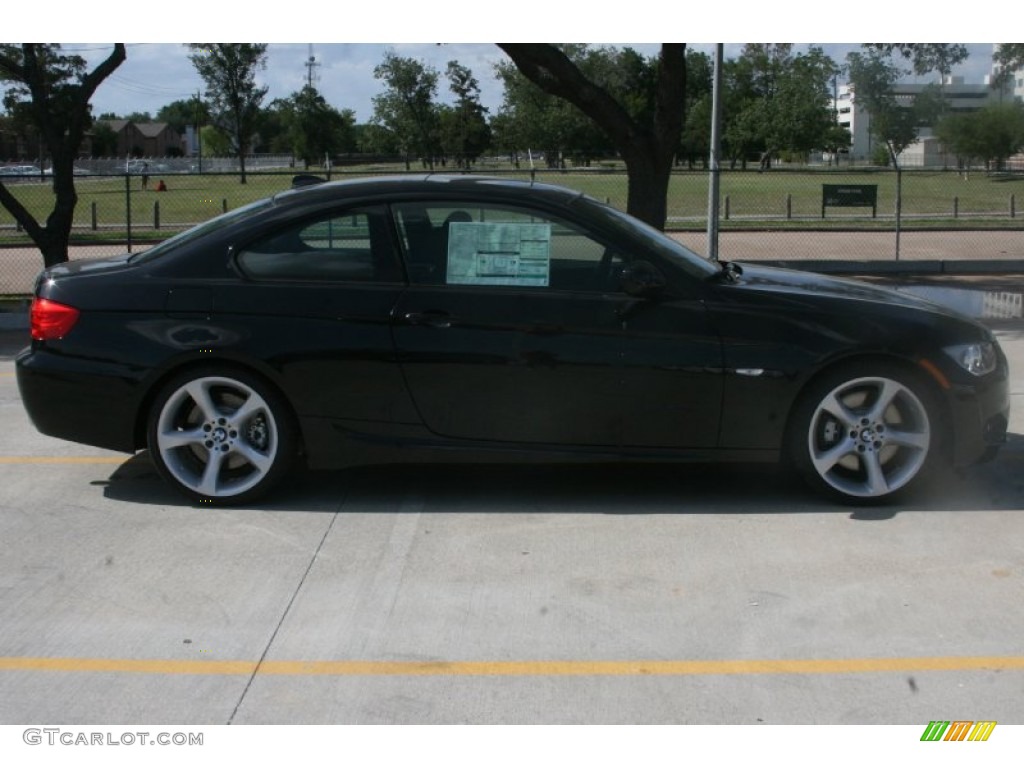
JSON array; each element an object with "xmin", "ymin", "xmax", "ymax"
[{"xmin": 30, "ymin": 298, "xmax": 80, "ymax": 341}]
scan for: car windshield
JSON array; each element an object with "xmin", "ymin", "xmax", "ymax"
[
  {"xmin": 129, "ymin": 198, "xmax": 274, "ymax": 264},
  {"xmin": 572, "ymin": 196, "xmax": 718, "ymax": 279}
]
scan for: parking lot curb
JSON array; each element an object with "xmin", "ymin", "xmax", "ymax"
[{"xmin": 0, "ymin": 311, "xmax": 27, "ymax": 330}]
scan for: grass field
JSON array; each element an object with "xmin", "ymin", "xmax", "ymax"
[{"xmin": 0, "ymin": 167, "xmax": 1022, "ymax": 246}]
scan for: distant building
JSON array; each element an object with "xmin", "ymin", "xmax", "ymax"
[
  {"xmin": 135, "ymin": 123, "xmax": 183, "ymax": 157},
  {"xmin": 93, "ymin": 119, "xmax": 146, "ymax": 157},
  {"xmin": 92, "ymin": 120, "xmax": 184, "ymax": 157},
  {"xmin": 834, "ymin": 65, "xmax": 1017, "ymax": 166}
]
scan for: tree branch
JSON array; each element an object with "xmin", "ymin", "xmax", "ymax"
[
  {"xmin": 0, "ymin": 181, "xmax": 44, "ymax": 242},
  {"xmin": 497, "ymin": 44, "xmax": 637, "ymax": 147}
]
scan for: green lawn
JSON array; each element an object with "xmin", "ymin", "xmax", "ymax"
[{"xmin": 1, "ymin": 167, "xmax": 1022, "ymax": 246}]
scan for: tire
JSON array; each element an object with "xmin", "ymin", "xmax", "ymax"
[
  {"xmin": 147, "ymin": 367, "xmax": 297, "ymax": 505},
  {"xmin": 788, "ymin": 362, "xmax": 945, "ymax": 504}
]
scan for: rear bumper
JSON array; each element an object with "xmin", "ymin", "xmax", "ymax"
[{"xmin": 16, "ymin": 346, "xmax": 139, "ymax": 453}]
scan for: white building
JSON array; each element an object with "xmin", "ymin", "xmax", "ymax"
[{"xmin": 834, "ymin": 70, "xmax": 1016, "ymax": 166}]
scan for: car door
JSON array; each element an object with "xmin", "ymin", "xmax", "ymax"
[
  {"xmin": 224, "ymin": 204, "xmax": 417, "ymax": 425},
  {"xmin": 389, "ymin": 200, "xmax": 723, "ymax": 449}
]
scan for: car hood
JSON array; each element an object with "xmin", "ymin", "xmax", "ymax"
[{"xmin": 726, "ymin": 263, "xmax": 974, "ymax": 322}]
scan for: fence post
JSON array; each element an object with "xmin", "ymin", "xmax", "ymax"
[
  {"xmin": 222, "ymin": 199, "xmax": 228, "ymax": 214},
  {"xmin": 953, "ymin": 196, "xmax": 958, "ymax": 219},
  {"xmin": 154, "ymin": 200, "xmax": 160, "ymax": 230},
  {"xmin": 91, "ymin": 202, "xmax": 97, "ymax": 231},
  {"xmin": 724, "ymin": 195, "xmax": 730, "ymax": 220},
  {"xmin": 1011, "ymin": 194, "xmax": 1016, "ymax": 219},
  {"xmin": 125, "ymin": 173, "xmax": 133, "ymax": 254},
  {"xmin": 786, "ymin": 193, "xmax": 792, "ymax": 220}
]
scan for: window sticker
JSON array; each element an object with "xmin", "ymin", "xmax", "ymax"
[{"xmin": 446, "ymin": 222, "xmax": 551, "ymax": 286}]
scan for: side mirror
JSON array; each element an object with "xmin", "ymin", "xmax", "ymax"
[{"xmin": 620, "ymin": 260, "xmax": 666, "ymax": 298}]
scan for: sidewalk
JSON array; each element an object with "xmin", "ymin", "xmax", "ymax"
[{"xmin": 672, "ymin": 230, "xmax": 1024, "ymax": 275}]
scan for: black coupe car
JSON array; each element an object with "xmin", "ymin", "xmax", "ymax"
[{"xmin": 16, "ymin": 176, "xmax": 1010, "ymax": 505}]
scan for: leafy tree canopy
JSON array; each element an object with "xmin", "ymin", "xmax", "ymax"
[{"xmin": 187, "ymin": 43, "xmax": 269, "ymax": 183}]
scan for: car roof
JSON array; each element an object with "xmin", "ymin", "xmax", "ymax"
[{"xmin": 270, "ymin": 174, "xmax": 588, "ymax": 209}]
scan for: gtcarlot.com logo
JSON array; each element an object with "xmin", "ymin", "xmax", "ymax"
[
  {"xmin": 920, "ymin": 721, "xmax": 997, "ymax": 742},
  {"xmin": 23, "ymin": 729, "xmax": 203, "ymax": 746}
]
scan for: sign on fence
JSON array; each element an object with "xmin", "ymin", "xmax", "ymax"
[{"xmin": 822, "ymin": 184, "xmax": 877, "ymax": 218}]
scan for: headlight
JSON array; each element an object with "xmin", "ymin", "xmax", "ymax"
[{"xmin": 943, "ymin": 342, "xmax": 998, "ymax": 376}]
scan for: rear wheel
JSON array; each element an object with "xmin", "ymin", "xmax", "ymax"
[
  {"xmin": 147, "ymin": 368, "xmax": 296, "ymax": 505},
  {"xmin": 789, "ymin": 364, "xmax": 943, "ymax": 503}
]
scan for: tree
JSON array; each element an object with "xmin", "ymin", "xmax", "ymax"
[
  {"xmin": 156, "ymin": 98, "xmax": 210, "ymax": 135},
  {"xmin": 846, "ymin": 46, "xmax": 951, "ymax": 257},
  {"xmin": 187, "ymin": 44, "xmax": 268, "ymax": 184},
  {"xmin": 845, "ymin": 49, "xmax": 944, "ymax": 166},
  {"xmin": 199, "ymin": 125, "xmax": 232, "ymax": 157},
  {"xmin": 438, "ymin": 61, "xmax": 491, "ymax": 168},
  {"xmin": 867, "ymin": 44, "xmax": 969, "ymax": 80},
  {"xmin": 90, "ymin": 121, "xmax": 119, "ymax": 156},
  {"xmin": 722, "ymin": 45, "xmax": 839, "ymax": 169},
  {"xmin": 272, "ymin": 86, "xmax": 356, "ymax": 168},
  {"xmin": 493, "ymin": 46, "xmax": 613, "ymax": 169},
  {"xmin": 937, "ymin": 102, "xmax": 1024, "ymax": 171},
  {"xmin": 993, "ymin": 44, "xmax": 1024, "ymax": 88},
  {"xmin": 498, "ymin": 44, "xmax": 686, "ymax": 230},
  {"xmin": 677, "ymin": 50, "xmax": 714, "ymax": 168},
  {"xmin": 0, "ymin": 43, "xmax": 126, "ymax": 267},
  {"xmin": 371, "ymin": 51, "xmax": 441, "ymax": 170}
]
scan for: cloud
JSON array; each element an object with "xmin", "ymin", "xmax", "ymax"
[{"xmin": 74, "ymin": 43, "xmax": 1000, "ymax": 124}]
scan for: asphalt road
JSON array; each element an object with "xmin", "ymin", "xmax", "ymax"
[{"xmin": 0, "ymin": 321, "xmax": 1022, "ymax": 726}]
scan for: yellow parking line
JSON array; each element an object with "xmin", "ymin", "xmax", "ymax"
[
  {"xmin": 0, "ymin": 456, "xmax": 125, "ymax": 464},
  {"xmin": 2, "ymin": 655, "xmax": 1023, "ymax": 677}
]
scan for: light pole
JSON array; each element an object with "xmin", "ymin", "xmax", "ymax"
[{"xmin": 706, "ymin": 44, "xmax": 724, "ymax": 262}]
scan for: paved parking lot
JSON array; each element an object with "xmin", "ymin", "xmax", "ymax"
[{"xmin": 0, "ymin": 322, "xmax": 1022, "ymax": 725}]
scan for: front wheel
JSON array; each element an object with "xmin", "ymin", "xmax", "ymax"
[
  {"xmin": 147, "ymin": 368, "xmax": 297, "ymax": 505},
  {"xmin": 789, "ymin": 364, "xmax": 944, "ymax": 504}
]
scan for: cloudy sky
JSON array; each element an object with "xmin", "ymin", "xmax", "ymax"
[
  {"xmin": 11, "ymin": 2, "xmax": 1008, "ymax": 123},
  {"xmin": 68, "ymin": 42, "xmax": 1001, "ymax": 125}
]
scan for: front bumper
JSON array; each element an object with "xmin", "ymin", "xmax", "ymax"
[{"xmin": 946, "ymin": 368, "xmax": 1010, "ymax": 467}]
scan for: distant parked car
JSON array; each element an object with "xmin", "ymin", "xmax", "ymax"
[
  {"xmin": 15, "ymin": 176, "xmax": 1011, "ymax": 506},
  {"xmin": 126, "ymin": 160, "xmax": 169, "ymax": 174},
  {"xmin": 41, "ymin": 166, "xmax": 93, "ymax": 176},
  {"xmin": 0, "ymin": 165, "xmax": 42, "ymax": 176}
]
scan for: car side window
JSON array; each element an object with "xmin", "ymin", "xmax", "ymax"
[
  {"xmin": 237, "ymin": 206, "xmax": 400, "ymax": 282},
  {"xmin": 392, "ymin": 202, "xmax": 626, "ymax": 292}
]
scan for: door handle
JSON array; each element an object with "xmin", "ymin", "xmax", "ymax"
[{"xmin": 403, "ymin": 311, "xmax": 454, "ymax": 329}]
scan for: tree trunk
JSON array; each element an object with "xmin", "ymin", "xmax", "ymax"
[
  {"xmin": 622, "ymin": 148, "xmax": 673, "ymax": 230},
  {"xmin": 496, "ymin": 44, "xmax": 686, "ymax": 231},
  {"xmin": 0, "ymin": 44, "xmax": 126, "ymax": 267},
  {"xmin": 41, "ymin": 149, "xmax": 79, "ymax": 267}
]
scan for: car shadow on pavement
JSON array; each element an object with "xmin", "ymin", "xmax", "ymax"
[{"xmin": 99, "ymin": 435, "xmax": 1024, "ymax": 519}]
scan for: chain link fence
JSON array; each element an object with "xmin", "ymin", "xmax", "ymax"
[{"xmin": 1, "ymin": 165, "xmax": 1022, "ymax": 294}]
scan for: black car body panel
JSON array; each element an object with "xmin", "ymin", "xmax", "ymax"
[{"xmin": 15, "ymin": 176, "xmax": 1011, "ymax": 503}]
